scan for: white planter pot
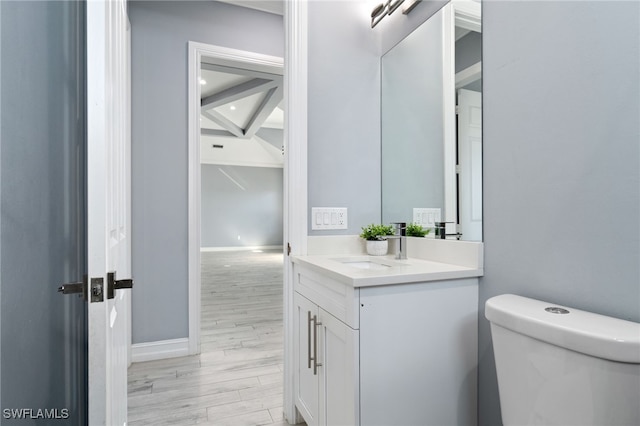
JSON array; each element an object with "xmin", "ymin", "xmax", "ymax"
[{"xmin": 365, "ymin": 239, "xmax": 388, "ymax": 256}]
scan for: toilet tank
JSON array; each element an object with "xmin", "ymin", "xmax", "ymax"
[{"xmin": 485, "ymin": 294, "xmax": 640, "ymax": 426}]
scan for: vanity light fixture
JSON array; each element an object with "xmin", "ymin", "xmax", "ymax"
[
  {"xmin": 371, "ymin": 0, "xmax": 421, "ymax": 28},
  {"xmin": 371, "ymin": 0, "xmax": 403, "ymax": 28}
]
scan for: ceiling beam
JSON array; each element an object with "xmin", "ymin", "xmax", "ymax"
[
  {"xmin": 201, "ymin": 110, "xmax": 246, "ymax": 138},
  {"xmin": 455, "ymin": 61, "xmax": 482, "ymax": 89},
  {"xmin": 201, "ymin": 62, "xmax": 283, "ymax": 81},
  {"xmin": 201, "ymin": 78, "xmax": 278, "ymax": 111},
  {"xmin": 200, "ymin": 128, "xmax": 237, "ymax": 138},
  {"xmin": 243, "ymin": 85, "xmax": 284, "ymax": 138}
]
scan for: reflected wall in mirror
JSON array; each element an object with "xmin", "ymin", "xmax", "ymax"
[
  {"xmin": 381, "ymin": 6, "xmax": 445, "ymax": 230},
  {"xmin": 381, "ymin": 1, "xmax": 482, "ymax": 241}
]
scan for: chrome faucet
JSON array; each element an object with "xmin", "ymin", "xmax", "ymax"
[
  {"xmin": 435, "ymin": 222, "xmax": 462, "ymax": 240},
  {"xmin": 389, "ymin": 222, "xmax": 407, "ymax": 259}
]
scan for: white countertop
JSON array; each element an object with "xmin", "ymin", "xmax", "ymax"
[{"xmin": 291, "ymin": 254, "xmax": 483, "ymax": 287}]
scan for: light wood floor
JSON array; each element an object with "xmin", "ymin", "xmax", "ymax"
[{"xmin": 128, "ymin": 249, "xmax": 298, "ymax": 426}]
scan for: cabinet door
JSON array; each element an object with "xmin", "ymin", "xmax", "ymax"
[
  {"xmin": 294, "ymin": 293, "xmax": 319, "ymax": 426},
  {"xmin": 318, "ymin": 308, "xmax": 359, "ymax": 426}
]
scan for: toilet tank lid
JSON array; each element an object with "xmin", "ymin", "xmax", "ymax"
[{"xmin": 485, "ymin": 294, "xmax": 640, "ymax": 364}]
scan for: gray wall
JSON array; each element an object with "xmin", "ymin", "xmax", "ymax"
[
  {"xmin": 129, "ymin": 1, "xmax": 283, "ymax": 343},
  {"xmin": 201, "ymin": 165, "xmax": 283, "ymax": 248},
  {"xmin": 1, "ymin": 1, "xmax": 87, "ymax": 422},
  {"xmin": 307, "ymin": 0, "xmax": 380, "ymax": 235},
  {"xmin": 305, "ymin": 0, "xmax": 449, "ymax": 236},
  {"xmin": 480, "ymin": 2, "xmax": 640, "ymax": 425}
]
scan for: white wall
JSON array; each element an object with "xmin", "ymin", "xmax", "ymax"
[
  {"xmin": 480, "ymin": 2, "xmax": 640, "ymax": 424},
  {"xmin": 129, "ymin": 1, "xmax": 283, "ymax": 344}
]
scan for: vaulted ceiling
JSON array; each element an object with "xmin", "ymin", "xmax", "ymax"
[
  {"xmin": 200, "ymin": 64, "xmax": 284, "ymax": 168},
  {"xmin": 198, "ymin": 1, "xmax": 285, "ymax": 168}
]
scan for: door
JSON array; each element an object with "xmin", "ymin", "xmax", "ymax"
[
  {"xmin": 1, "ymin": 1, "xmax": 88, "ymax": 424},
  {"xmin": 318, "ymin": 308, "xmax": 359, "ymax": 426},
  {"xmin": 87, "ymin": 0, "xmax": 132, "ymax": 425},
  {"xmin": 294, "ymin": 292, "xmax": 319, "ymax": 426},
  {"xmin": 457, "ymin": 88, "xmax": 483, "ymax": 241},
  {"xmin": 1, "ymin": 1, "xmax": 130, "ymax": 423}
]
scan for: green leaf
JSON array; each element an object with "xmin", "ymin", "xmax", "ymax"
[{"xmin": 359, "ymin": 223, "xmax": 395, "ymax": 241}]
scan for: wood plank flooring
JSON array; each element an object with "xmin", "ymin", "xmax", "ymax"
[{"xmin": 128, "ymin": 249, "xmax": 299, "ymax": 426}]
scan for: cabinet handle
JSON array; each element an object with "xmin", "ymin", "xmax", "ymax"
[
  {"xmin": 313, "ymin": 315, "xmax": 322, "ymax": 376},
  {"xmin": 307, "ymin": 311, "xmax": 313, "ymax": 369}
]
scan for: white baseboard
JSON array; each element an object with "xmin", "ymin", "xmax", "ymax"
[
  {"xmin": 200, "ymin": 245, "xmax": 282, "ymax": 252},
  {"xmin": 131, "ymin": 338, "xmax": 190, "ymax": 363}
]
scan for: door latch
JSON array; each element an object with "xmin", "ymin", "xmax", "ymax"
[
  {"xmin": 91, "ymin": 277, "xmax": 104, "ymax": 303},
  {"xmin": 59, "ymin": 276, "xmax": 104, "ymax": 302},
  {"xmin": 107, "ymin": 272, "xmax": 133, "ymax": 299}
]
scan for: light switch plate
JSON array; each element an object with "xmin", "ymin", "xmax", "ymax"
[
  {"xmin": 311, "ymin": 207, "xmax": 348, "ymax": 230},
  {"xmin": 413, "ymin": 208, "xmax": 441, "ymax": 228}
]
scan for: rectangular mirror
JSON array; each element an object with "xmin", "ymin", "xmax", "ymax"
[{"xmin": 381, "ymin": 1, "xmax": 482, "ymax": 241}]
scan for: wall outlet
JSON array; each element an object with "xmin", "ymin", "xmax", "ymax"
[
  {"xmin": 413, "ymin": 208, "xmax": 441, "ymax": 228},
  {"xmin": 311, "ymin": 207, "xmax": 348, "ymax": 230}
]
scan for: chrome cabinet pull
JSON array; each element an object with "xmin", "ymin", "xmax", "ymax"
[
  {"xmin": 313, "ymin": 315, "xmax": 322, "ymax": 375},
  {"xmin": 306, "ymin": 310, "xmax": 323, "ymax": 375},
  {"xmin": 307, "ymin": 311, "xmax": 313, "ymax": 369}
]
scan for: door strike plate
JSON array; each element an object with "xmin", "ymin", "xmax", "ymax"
[{"xmin": 91, "ymin": 277, "xmax": 104, "ymax": 303}]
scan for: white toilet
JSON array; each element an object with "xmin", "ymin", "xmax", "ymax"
[{"xmin": 485, "ymin": 294, "xmax": 640, "ymax": 425}]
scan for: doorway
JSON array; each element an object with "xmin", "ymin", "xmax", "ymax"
[
  {"xmin": 193, "ymin": 42, "xmax": 288, "ymax": 423},
  {"xmin": 126, "ymin": 42, "xmax": 288, "ymax": 424},
  {"xmin": 197, "ymin": 56, "xmax": 286, "ymax": 421},
  {"xmin": 187, "ymin": 41, "xmax": 285, "ymax": 355}
]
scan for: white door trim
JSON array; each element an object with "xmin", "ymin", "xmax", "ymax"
[
  {"xmin": 283, "ymin": 0, "xmax": 309, "ymax": 422},
  {"xmin": 187, "ymin": 42, "xmax": 284, "ymax": 356}
]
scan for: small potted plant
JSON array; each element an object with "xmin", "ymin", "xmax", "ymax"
[
  {"xmin": 406, "ymin": 222, "xmax": 430, "ymax": 237},
  {"xmin": 360, "ymin": 223, "xmax": 394, "ymax": 256}
]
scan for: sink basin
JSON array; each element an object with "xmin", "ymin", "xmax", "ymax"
[{"xmin": 341, "ymin": 260, "xmax": 392, "ymax": 270}]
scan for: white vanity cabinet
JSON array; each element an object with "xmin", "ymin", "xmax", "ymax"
[
  {"xmin": 294, "ymin": 292, "xmax": 359, "ymax": 426},
  {"xmin": 294, "ymin": 268, "xmax": 360, "ymax": 426},
  {"xmin": 292, "ymin": 260, "xmax": 479, "ymax": 426}
]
